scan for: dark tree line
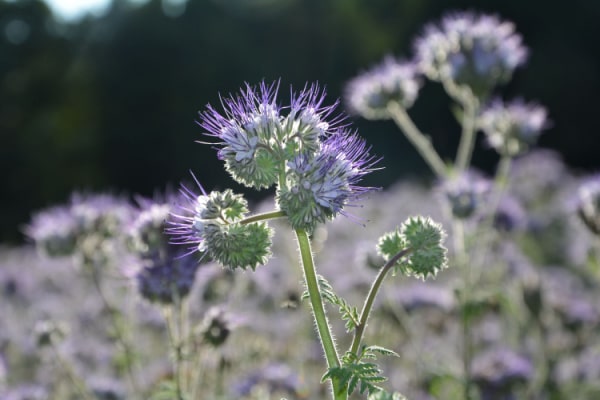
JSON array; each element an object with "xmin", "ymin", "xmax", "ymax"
[{"xmin": 2, "ymin": 0, "xmax": 599, "ymax": 242}]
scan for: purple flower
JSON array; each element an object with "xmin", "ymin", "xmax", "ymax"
[
  {"xmin": 166, "ymin": 178, "xmax": 209, "ymax": 255},
  {"xmin": 198, "ymin": 81, "xmax": 344, "ymax": 189},
  {"xmin": 479, "ymin": 99, "xmax": 549, "ymax": 156},
  {"xmin": 437, "ymin": 169, "xmax": 492, "ymax": 219},
  {"xmin": 414, "ymin": 12, "xmax": 528, "ymax": 96},
  {"xmin": 472, "ymin": 347, "xmax": 533, "ymax": 397},
  {"xmin": 277, "ymin": 128, "xmax": 380, "ymax": 232},
  {"xmin": 25, "ymin": 205, "xmax": 79, "ymax": 257},
  {"xmin": 136, "ymin": 249, "xmax": 200, "ymax": 304},
  {"xmin": 346, "ymin": 56, "xmax": 422, "ymax": 119}
]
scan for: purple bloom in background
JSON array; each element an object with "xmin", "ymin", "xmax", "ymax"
[
  {"xmin": 346, "ymin": 56, "xmax": 422, "ymax": 119},
  {"xmin": 437, "ymin": 169, "xmax": 492, "ymax": 219},
  {"xmin": 414, "ymin": 12, "xmax": 527, "ymax": 96},
  {"xmin": 126, "ymin": 195, "xmax": 174, "ymax": 259},
  {"xmin": 472, "ymin": 347, "xmax": 533, "ymax": 399},
  {"xmin": 278, "ymin": 128, "xmax": 380, "ymax": 232},
  {"xmin": 136, "ymin": 249, "xmax": 200, "ymax": 304},
  {"xmin": 25, "ymin": 205, "xmax": 79, "ymax": 257},
  {"xmin": 574, "ymin": 174, "xmax": 600, "ymax": 236},
  {"xmin": 69, "ymin": 193, "xmax": 135, "ymax": 238},
  {"xmin": 479, "ymin": 99, "xmax": 549, "ymax": 156}
]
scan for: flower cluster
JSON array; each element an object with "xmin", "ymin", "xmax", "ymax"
[
  {"xmin": 181, "ymin": 81, "xmax": 380, "ymax": 239},
  {"xmin": 169, "ymin": 186, "xmax": 273, "ymax": 271},
  {"xmin": 25, "ymin": 193, "xmax": 134, "ymax": 262},
  {"xmin": 479, "ymin": 99, "xmax": 549, "ymax": 156},
  {"xmin": 438, "ymin": 169, "xmax": 492, "ymax": 219},
  {"xmin": 414, "ymin": 12, "xmax": 528, "ymax": 97},
  {"xmin": 345, "ymin": 57, "xmax": 422, "ymax": 119},
  {"xmin": 377, "ymin": 216, "xmax": 448, "ymax": 280}
]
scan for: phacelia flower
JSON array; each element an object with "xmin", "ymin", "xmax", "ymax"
[
  {"xmin": 479, "ymin": 99, "xmax": 549, "ymax": 156},
  {"xmin": 377, "ymin": 216, "xmax": 448, "ymax": 280},
  {"xmin": 25, "ymin": 205, "xmax": 79, "ymax": 257},
  {"xmin": 168, "ymin": 180, "xmax": 273, "ymax": 271},
  {"xmin": 414, "ymin": 12, "xmax": 528, "ymax": 97},
  {"xmin": 437, "ymin": 169, "xmax": 492, "ymax": 219},
  {"xmin": 198, "ymin": 81, "xmax": 342, "ymax": 189},
  {"xmin": 136, "ymin": 250, "xmax": 200, "ymax": 304},
  {"xmin": 126, "ymin": 198, "xmax": 172, "ymax": 259},
  {"xmin": 69, "ymin": 193, "xmax": 134, "ymax": 238},
  {"xmin": 573, "ymin": 175, "xmax": 600, "ymax": 236},
  {"xmin": 472, "ymin": 348, "xmax": 533, "ymax": 397},
  {"xmin": 346, "ymin": 57, "xmax": 422, "ymax": 119},
  {"xmin": 277, "ymin": 129, "xmax": 380, "ymax": 232}
]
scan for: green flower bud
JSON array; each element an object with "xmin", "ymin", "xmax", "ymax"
[
  {"xmin": 204, "ymin": 221, "xmax": 273, "ymax": 271},
  {"xmin": 377, "ymin": 216, "xmax": 448, "ymax": 280}
]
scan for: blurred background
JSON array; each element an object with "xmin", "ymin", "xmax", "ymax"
[{"xmin": 2, "ymin": 0, "xmax": 599, "ymax": 243}]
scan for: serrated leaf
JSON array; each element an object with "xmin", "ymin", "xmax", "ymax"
[{"xmin": 364, "ymin": 345, "xmax": 400, "ymax": 358}]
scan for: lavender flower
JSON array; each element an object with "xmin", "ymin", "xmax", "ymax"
[
  {"xmin": 126, "ymin": 197, "xmax": 173, "ymax": 259},
  {"xmin": 479, "ymin": 99, "xmax": 549, "ymax": 156},
  {"xmin": 277, "ymin": 128, "xmax": 380, "ymax": 232},
  {"xmin": 198, "ymin": 81, "xmax": 342, "ymax": 189},
  {"xmin": 25, "ymin": 205, "xmax": 79, "ymax": 257},
  {"xmin": 414, "ymin": 12, "xmax": 528, "ymax": 97},
  {"xmin": 136, "ymin": 250, "xmax": 200, "ymax": 304},
  {"xmin": 471, "ymin": 348, "xmax": 533, "ymax": 398},
  {"xmin": 168, "ymin": 180, "xmax": 273, "ymax": 270},
  {"xmin": 437, "ymin": 169, "xmax": 492, "ymax": 219},
  {"xmin": 346, "ymin": 57, "xmax": 422, "ymax": 119},
  {"xmin": 574, "ymin": 174, "xmax": 600, "ymax": 236},
  {"xmin": 69, "ymin": 193, "xmax": 134, "ymax": 238}
]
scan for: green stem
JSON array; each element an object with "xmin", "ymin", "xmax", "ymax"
[
  {"xmin": 350, "ymin": 247, "xmax": 412, "ymax": 355},
  {"xmin": 90, "ymin": 268, "xmax": 141, "ymax": 398},
  {"xmin": 164, "ymin": 305, "xmax": 185, "ymax": 400},
  {"xmin": 294, "ymin": 228, "xmax": 344, "ymax": 399},
  {"xmin": 240, "ymin": 210, "xmax": 287, "ymax": 225},
  {"xmin": 439, "ymin": 78, "xmax": 480, "ymax": 173},
  {"xmin": 51, "ymin": 343, "xmax": 96, "ymax": 400},
  {"xmin": 387, "ymin": 102, "xmax": 448, "ymax": 179}
]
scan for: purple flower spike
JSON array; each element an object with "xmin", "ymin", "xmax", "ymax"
[
  {"xmin": 346, "ymin": 56, "xmax": 422, "ymax": 119},
  {"xmin": 278, "ymin": 128, "xmax": 380, "ymax": 232},
  {"xmin": 479, "ymin": 99, "xmax": 549, "ymax": 156},
  {"xmin": 199, "ymin": 81, "xmax": 283, "ymax": 189},
  {"xmin": 414, "ymin": 11, "xmax": 528, "ymax": 97}
]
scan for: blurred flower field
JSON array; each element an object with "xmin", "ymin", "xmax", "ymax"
[{"xmin": 2, "ymin": 149, "xmax": 600, "ymax": 399}]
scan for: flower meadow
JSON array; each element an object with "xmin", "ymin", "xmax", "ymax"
[{"xmin": 3, "ymin": 10, "xmax": 600, "ymax": 400}]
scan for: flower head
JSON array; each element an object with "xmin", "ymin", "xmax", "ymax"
[
  {"xmin": 438, "ymin": 169, "xmax": 492, "ymax": 219},
  {"xmin": 167, "ymin": 177, "xmax": 273, "ymax": 270},
  {"xmin": 277, "ymin": 128, "xmax": 380, "ymax": 232},
  {"xmin": 25, "ymin": 205, "xmax": 79, "ymax": 257},
  {"xmin": 346, "ymin": 57, "xmax": 422, "ymax": 119},
  {"xmin": 414, "ymin": 12, "xmax": 528, "ymax": 97},
  {"xmin": 479, "ymin": 99, "xmax": 549, "ymax": 156},
  {"xmin": 136, "ymin": 249, "xmax": 200, "ymax": 304},
  {"xmin": 198, "ymin": 81, "xmax": 344, "ymax": 189}
]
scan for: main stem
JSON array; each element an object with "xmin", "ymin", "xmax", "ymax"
[{"xmin": 295, "ymin": 228, "xmax": 344, "ymax": 400}]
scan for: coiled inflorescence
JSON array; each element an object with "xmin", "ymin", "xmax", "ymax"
[{"xmin": 414, "ymin": 12, "xmax": 528, "ymax": 97}]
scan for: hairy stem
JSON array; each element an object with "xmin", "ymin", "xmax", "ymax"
[
  {"xmin": 350, "ymin": 247, "xmax": 412, "ymax": 355},
  {"xmin": 240, "ymin": 210, "xmax": 287, "ymax": 225},
  {"xmin": 387, "ymin": 102, "xmax": 448, "ymax": 179},
  {"xmin": 295, "ymin": 228, "xmax": 345, "ymax": 400}
]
